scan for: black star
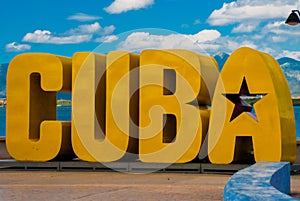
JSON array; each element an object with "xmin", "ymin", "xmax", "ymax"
[{"xmin": 223, "ymin": 77, "xmax": 266, "ymax": 122}]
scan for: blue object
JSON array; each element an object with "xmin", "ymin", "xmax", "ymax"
[{"xmin": 224, "ymin": 162, "xmax": 299, "ymax": 200}]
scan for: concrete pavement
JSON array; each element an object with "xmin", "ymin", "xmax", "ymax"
[
  {"xmin": 0, "ymin": 171, "xmax": 300, "ymax": 200},
  {"xmin": 0, "ymin": 171, "xmax": 229, "ymax": 201}
]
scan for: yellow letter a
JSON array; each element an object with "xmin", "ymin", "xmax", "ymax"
[{"xmin": 208, "ymin": 47, "xmax": 296, "ymax": 164}]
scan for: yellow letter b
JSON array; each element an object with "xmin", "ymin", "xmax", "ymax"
[{"xmin": 139, "ymin": 50, "xmax": 218, "ymax": 163}]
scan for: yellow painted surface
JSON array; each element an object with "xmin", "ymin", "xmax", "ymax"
[
  {"xmin": 6, "ymin": 48, "xmax": 296, "ymax": 164},
  {"xmin": 139, "ymin": 49, "xmax": 218, "ymax": 163},
  {"xmin": 72, "ymin": 52, "xmax": 139, "ymax": 162},
  {"xmin": 208, "ymin": 47, "xmax": 296, "ymax": 164},
  {"xmin": 6, "ymin": 53, "xmax": 73, "ymax": 161}
]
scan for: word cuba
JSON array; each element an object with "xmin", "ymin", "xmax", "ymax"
[{"xmin": 6, "ymin": 47, "xmax": 296, "ymax": 164}]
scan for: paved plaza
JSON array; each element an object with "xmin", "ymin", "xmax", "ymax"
[
  {"xmin": 0, "ymin": 171, "xmax": 228, "ymax": 201},
  {"xmin": 0, "ymin": 171, "xmax": 299, "ymax": 201}
]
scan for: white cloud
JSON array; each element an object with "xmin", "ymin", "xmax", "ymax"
[
  {"xmin": 5, "ymin": 42, "xmax": 31, "ymax": 52},
  {"xmin": 224, "ymin": 37, "xmax": 257, "ymax": 52},
  {"xmin": 95, "ymin": 35, "xmax": 119, "ymax": 43},
  {"xmin": 67, "ymin": 22, "xmax": 115, "ymax": 35},
  {"xmin": 271, "ymin": 36, "xmax": 287, "ymax": 43},
  {"xmin": 204, "ymin": 35, "xmax": 262, "ymax": 55},
  {"xmin": 265, "ymin": 21, "xmax": 285, "ymax": 29},
  {"xmin": 22, "ymin": 22, "xmax": 116, "ymax": 44},
  {"xmin": 259, "ymin": 47, "xmax": 278, "ymax": 56},
  {"xmin": 22, "ymin": 30, "xmax": 92, "ymax": 44},
  {"xmin": 278, "ymin": 50, "xmax": 300, "ymax": 60},
  {"xmin": 104, "ymin": 0, "xmax": 154, "ymax": 14},
  {"xmin": 232, "ymin": 23, "xmax": 257, "ymax": 33},
  {"xmin": 67, "ymin": 22, "xmax": 101, "ymax": 34},
  {"xmin": 208, "ymin": 0, "xmax": 300, "ymax": 26},
  {"xmin": 264, "ymin": 21, "xmax": 300, "ymax": 36},
  {"xmin": 205, "ymin": 0, "xmax": 300, "ymax": 58},
  {"xmin": 102, "ymin": 25, "xmax": 116, "ymax": 35},
  {"xmin": 67, "ymin": 13, "xmax": 102, "ymax": 21},
  {"xmin": 117, "ymin": 30, "xmax": 221, "ymax": 53},
  {"xmin": 252, "ymin": 34, "xmax": 263, "ymax": 40},
  {"xmin": 192, "ymin": 30, "xmax": 221, "ymax": 43}
]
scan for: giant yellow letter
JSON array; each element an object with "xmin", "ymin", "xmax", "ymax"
[
  {"xmin": 208, "ymin": 47, "xmax": 296, "ymax": 164},
  {"xmin": 139, "ymin": 49, "xmax": 218, "ymax": 163},
  {"xmin": 6, "ymin": 53, "xmax": 73, "ymax": 161},
  {"xmin": 72, "ymin": 51, "xmax": 139, "ymax": 162}
]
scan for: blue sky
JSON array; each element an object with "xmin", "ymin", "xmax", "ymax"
[{"xmin": 1, "ymin": 0, "xmax": 300, "ymax": 64}]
